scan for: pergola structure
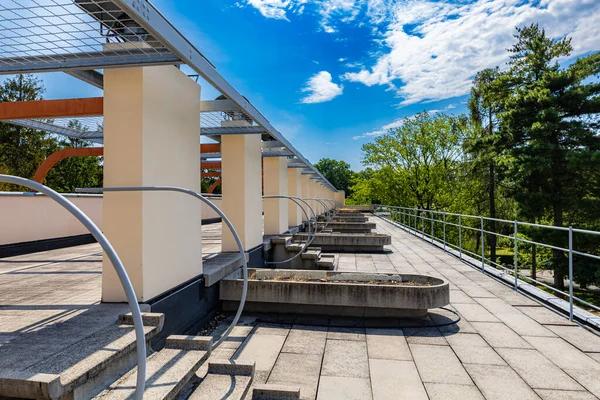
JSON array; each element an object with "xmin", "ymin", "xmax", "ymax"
[{"xmin": 0, "ymin": 0, "xmax": 345, "ymax": 303}]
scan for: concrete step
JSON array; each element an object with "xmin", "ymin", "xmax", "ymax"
[
  {"xmin": 316, "ymin": 254, "xmax": 336, "ymax": 270},
  {"xmin": 270, "ymin": 236, "xmax": 292, "ymax": 246},
  {"xmin": 189, "ymin": 360, "xmax": 254, "ymax": 400},
  {"xmin": 252, "ymin": 384, "xmax": 300, "ymax": 400},
  {"xmin": 0, "ymin": 312, "xmax": 164, "ymax": 400},
  {"xmin": 285, "ymin": 243, "xmax": 304, "ymax": 252},
  {"xmin": 94, "ymin": 335, "xmax": 212, "ymax": 400},
  {"xmin": 301, "ymin": 248, "xmax": 321, "ymax": 260}
]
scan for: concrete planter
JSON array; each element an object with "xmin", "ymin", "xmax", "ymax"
[
  {"xmin": 220, "ymin": 269, "xmax": 449, "ymax": 318},
  {"xmin": 317, "ymin": 222, "xmax": 376, "ymax": 233},
  {"xmin": 293, "ymin": 232, "xmax": 391, "ymax": 252}
]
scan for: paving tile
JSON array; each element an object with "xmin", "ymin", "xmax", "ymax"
[
  {"xmin": 234, "ymin": 333, "xmax": 286, "ymax": 372},
  {"xmin": 253, "ymin": 322, "xmax": 291, "ymax": 336},
  {"xmin": 564, "ymin": 369, "xmax": 600, "ymax": 398},
  {"xmin": 282, "ymin": 325, "xmax": 327, "ymax": 355},
  {"xmin": 534, "ymin": 389, "xmax": 597, "ymax": 400},
  {"xmin": 268, "ymin": 353, "xmax": 322, "ymax": 400},
  {"xmin": 523, "ymin": 336, "xmax": 600, "ymax": 371},
  {"xmin": 495, "ymin": 312, "xmax": 556, "ymax": 337},
  {"xmin": 365, "ymin": 328, "xmax": 412, "ymax": 361},
  {"xmin": 369, "ymin": 359, "xmax": 428, "ymax": 400},
  {"xmin": 449, "ymin": 290, "xmax": 476, "ymax": 304},
  {"xmin": 404, "ymin": 327, "xmax": 447, "ymax": 346},
  {"xmin": 316, "ymin": 376, "xmax": 372, "ymax": 400},
  {"xmin": 424, "ymin": 383, "xmax": 484, "ymax": 400},
  {"xmin": 496, "ymin": 348, "xmax": 583, "ymax": 390},
  {"xmin": 464, "ymin": 363, "xmax": 539, "ymax": 400},
  {"xmin": 409, "ymin": 344, "xmax": 472, "ymax": 385},
  {"xmin": 475, "ymin": 297, "xmax": 517, "ymax": 314},
  {"xmin": 321, "ymin": 339, "xmax": 369, "ymax": 379},
  {"xmin": 452, "ymin": 303, "xmax": 500, "ymax": 322},
  {"xmin": 545, "ymin": 325, "xmax": 600, "ymax": 353},
  {"xmin": 451, "ymin": 345, "xmax": 506, "ymax": 366},
  {"xmin": 471, "ymin": 322, "xmax": 533, "ymax": 349},
  {"xmin": 515, "ymin": 306, "xmax": 577, "ymax": 326},
  {"xmin": 327, "ymin": 326, "xmax": 365, "ymax": 341}
]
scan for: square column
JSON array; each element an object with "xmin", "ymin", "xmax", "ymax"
[
  {"xmin": 301, "ymin": 173, "xmax": 311, "ymax": 222},
  {"xmin": 288, "ymin": 167, "xmax": 302, "ymax": 227},
  {"xmin": 309, "ymin": 179, "xmax": 318, "ymax": 215},
  {"xmin": 263, "ymin": 157, "xmax": 288, "ymax": 235},
  {"xmin": 221, "ymin": 129, "xmax": 263, "ymax": 252},
  {"xmin": 103, "ymin": 65, "xmax": 202, "ymax": 302}
]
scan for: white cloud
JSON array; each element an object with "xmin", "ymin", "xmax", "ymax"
[
  {"xmin": 353, "ymin": 117, "xmax": 405, "ymax": 139},
  {"xmin": 300, "ymin": 71, "xmax": 344, "ymax": 103},
  {"xmin": 446, "ymin": 104, "xmax": 456, "ymax": 110},
  {"xmin": 246, "ymin": 0, "xmax": 292, "ymax": 20},
  {"xmin": 343, "ymin": 0, "xmax": 600, "ymax": 105}
]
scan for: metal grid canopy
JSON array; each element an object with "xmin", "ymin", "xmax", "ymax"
[{"xmin": 0, "ymin": 0, "xmax": 336, "ymax": 190}]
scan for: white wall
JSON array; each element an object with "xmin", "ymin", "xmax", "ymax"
[
  {"xmin": 0, "ymin": 193, "xmax": 103, "ymax": 245},
  {"xmin": 0, "ymin": 194, "xmax": 222, "ymax": 246}
]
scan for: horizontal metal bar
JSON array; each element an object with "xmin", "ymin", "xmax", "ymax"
[
  {"xmin": 0, "ymin": 49, "xmax": 182, "ymax": 74},
  {"xmin": 200, "ymin": 126, "xmax": 266, "ymax": 135}
]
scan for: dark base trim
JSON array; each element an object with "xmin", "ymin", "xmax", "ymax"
[
  {"xmin": 0, "ymin": 234, "xmax": 97, "ymax": 259},
  {"xmin": 202, "ymin": 217, "xmax": 222, "ymax": 225}
]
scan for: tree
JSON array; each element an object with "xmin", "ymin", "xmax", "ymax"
[
  {"xmin": 466, "ymin": 67, "xmax": 504, "ymax": 265},
  {"xmin": 361, "ymin": 112, "xmax": 467, "ymax": 211},
  {"xmin": 498, "ymin": 24, "xmax": 600, "ymax": 290},
  {"xmin": 314, "ymin": 158, "xmax": 355, "ymax": 196}
]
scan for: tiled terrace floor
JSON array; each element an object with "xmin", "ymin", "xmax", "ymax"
[
  {"xmin": 1, "ymin": 217, "xmax": 600, "ymax": 399},
  {"xmin": 211, "ymin": 217, "xmax": 600, "ymax": 400}
]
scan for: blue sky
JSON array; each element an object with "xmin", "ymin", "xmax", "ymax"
[{"xmin": 30, "ymin": 0, "xmax": 600, "ymax": 170}]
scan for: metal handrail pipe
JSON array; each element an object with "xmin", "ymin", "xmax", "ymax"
[
  {"xmin": 2, "ymin": 176, "xmax": 147, "ymax": 399},
  {"xmin": 263, "ymin": 195, "xmax": 314, "ymax": 266},
  {"xmin": 76, "ymin": 186, "xmax": 248, "ymax": 350}
]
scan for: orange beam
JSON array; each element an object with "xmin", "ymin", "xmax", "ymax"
[
  {"xmin": 201, "ymin": 161, "xmax": 221, "ymax": 170},
  {"xmin": 200, "ymin": 143, "xmax": 220, "ymax": 153},
  {"xmin": 0, "ymin": 97, "xmax": 103, "ymax": 120},
  {"xmin": 208, "ymin": 179, "xmax": 221, "ymax": 194},
  {"xmin": 202, "ymin": 171, "xmax": 221, "ymax": 178},
  {"xmin": 34, "ymin": 147, "xmax": 104, "ymax": 183}
]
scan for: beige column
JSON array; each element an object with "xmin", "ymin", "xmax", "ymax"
[
  {"xmin": 301, "ymin": 173, "xmax": 311, "ymax": 221},
  {"xmin": 103, "ymin": 65, "xmax": 202, "ymax": 302},
  {"xmin": 287, "ymin": 167, "xmax": 302, "ymax": 227},
  {"xmin": 263, "ymin": 157, "xmax": 288, "ymax": 235},
  {"xmin": 221, "ymin": 126, "xmax": 263, "ymax": 252},
  {"xmin": 309, "ymin": 179, "xmax": 319, "ymax": 215}
]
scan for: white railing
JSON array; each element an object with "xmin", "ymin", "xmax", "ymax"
[{"xmin": 375, "ymin": 205, "xmax": 600, "ymax": 322}]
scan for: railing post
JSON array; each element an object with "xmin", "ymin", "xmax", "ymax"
[
  {"xmin": 430, "ymin": 210, "xmax": 434, "ymax": 244},
  {"xmin": 569, "ymin": 226, "xmax": 574, "ymax": 321},
  {"xmin": 421, "ymin": 210, "xmax": 425, "ymax": 239},
  {"xmin": 481, "ymin": 216, "xmax": 485, "ymax": 271},
  {"xmin": 514, "ymin": 221, "xmax": 518, "ymax": 291},
  {"xmin": 459, "ymin": 214, "xmax": 462, "ymax": 260},
  {"xmin": 443, "ymin": 212, "xmax": 446, "ymax": 251}
]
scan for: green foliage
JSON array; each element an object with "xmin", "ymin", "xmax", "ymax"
[
  {"xmin": 314, "ymin": 158, "xmax": 354, "ymax": 196},
  {"xmin": 0, "ymin": 75, "xmax": 104, "ymax": 192},
  {"xmin": 360, "ymin": 112, "xmax": 467, "ymax": 210}
]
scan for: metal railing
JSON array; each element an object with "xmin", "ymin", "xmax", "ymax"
[{"xmin": 375, "ymin": 205, "xmax": 600, "ymax": 322}]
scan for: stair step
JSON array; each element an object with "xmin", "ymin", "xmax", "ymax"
[
  {"xmin": 270, "ymin": 236, "xmax": 292, "ymax": 245},
  {"xmin": 316, "ymin": 254, "xmax": 336, "ymax": 270},
  {"xmin": 285, "ymin": 243, "xmax": 304, "ymax": 252},
  {"xmin": 252, "ymin": 384, "xmax": 300, "ymax": 400},
  {"xmin": 301, "ymin": 249, "xmax": 321, "ymax": 260},
  {"xmin": 189, "ymin": 360, "xmax": 254, "ymax": 400},
  {"xmin": 0, "ymin": 313, "xmax": 163, "ymax": 400},
  {"xmin": 94, "ymin": 335, "xmax": 212, "ymax": 400}
]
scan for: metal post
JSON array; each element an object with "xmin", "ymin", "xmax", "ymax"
[
  {"xmin": 481, "ymin": 216, "xmax": 485, "ymax": 271},
  {"xmin": 514, "ymin": 221, "xmax": 518, "ymax": 290},
  {"xmin": 421, "ymin": 210, "xmax": 425, "ymax": 239},
  {"xmin": 443, "ymin": 213, "xmax": 446, "ymax": 251},
  {"xmin": 430, "ymin": 210, "xmax": 434, "ymax": 244},
  {"xmin": 569, "ymin": 226, "xmax": 574, "ymax": 321},
  {"xmin": 459, "ymin": 214, "xmax": 462, "ymax": 260}
]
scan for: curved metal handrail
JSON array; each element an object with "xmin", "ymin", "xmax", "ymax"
[
  {"xmin": 263, "ymin": 195, "xmax": 317, "ymax": 266},
  {"xmin": 1, "ymin": 175, "xmax": 147, "ymax": 399},
  {"xmin": 76, "ymin": 186, "xmax": 248, "ymax": 349}
]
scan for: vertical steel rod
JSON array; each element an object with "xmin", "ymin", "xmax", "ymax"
[
  {"xmin": 569, "ymin": 226, "xmax": 574, "ymax": 321},
  {"xmin": 514, "ymin": 221, "xmax": 518, "ymax": 291},
  {"xmin": 481, "ymin": 216, "xmax": 485, "ymax": 271},
  {"xmin": 430, "ymin": 210, "xmax": 434, "ymax": 244},
  {"xmin": 459, "ymin": 215, "xmax": 463, "ymax": 260},
  {"xmin": 443, "ymin": 212, "xmax": 446, "ymax": 251}
]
